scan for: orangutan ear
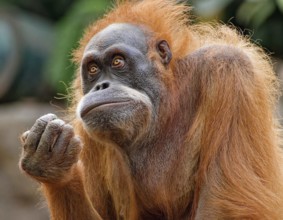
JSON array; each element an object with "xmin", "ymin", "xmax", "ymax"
[{"xmin": 157, "ymin": 40, "xmax": 172, "ymax": 65}]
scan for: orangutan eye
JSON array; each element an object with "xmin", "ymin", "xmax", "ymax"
[
  {"xmin": 87, "ymin": 63, "xmax": 99, "ymax": 76},
  {"xmin": 111, "ymin": 55, "xmax": 125, "ymax": 68}
]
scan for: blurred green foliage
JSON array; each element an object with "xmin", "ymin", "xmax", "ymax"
[
  {"xmin": 190, "ymin": 0, "xmax": 283, "ymax": 57},
  {"xmin": 0, "ymin": 0, "xmax": 75, "ymax": 21},
  {"xmin": 45, "ymin": 0, "xmax": 110, "ymax": 95},
  {"xmin": 0, "ymin": 0, "xmax": 110, "ymax": 101}
]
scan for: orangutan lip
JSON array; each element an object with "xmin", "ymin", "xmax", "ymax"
[{"xmin": 80, "ymin": 100, "xmax": 130, "ymax": 118}]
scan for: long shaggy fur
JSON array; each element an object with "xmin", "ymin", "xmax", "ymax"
[{"xmin": 66, "ymin": 0, "xmax": 283, "ymax": 219}]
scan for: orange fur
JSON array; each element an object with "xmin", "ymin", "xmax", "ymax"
[{"xmin": 50, "ymin": 0, "xmax": 283, "ymax": 219}]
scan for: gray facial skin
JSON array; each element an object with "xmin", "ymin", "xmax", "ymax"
[
  {"xmin": 84, "ymin": 23, "xmax": 148, "ymax": 56},
  {"xmin": 77, "ymin": 23, "xmax": 162, "ymax": 148}
]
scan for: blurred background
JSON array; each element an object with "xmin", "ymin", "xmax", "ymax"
[{"xmin": 0, "ymin": 0, "xmax": 282, "ymax": 219}]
